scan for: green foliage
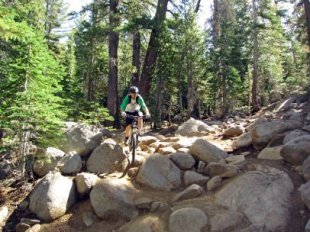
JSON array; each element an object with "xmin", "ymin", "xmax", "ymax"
[
  {"xmin": 78, "ymin": 103, "xmax": 114, "ymax": 126},
  {"xmin": 0, "ymin": 2, "xmax": 66, "ymax": 147}
]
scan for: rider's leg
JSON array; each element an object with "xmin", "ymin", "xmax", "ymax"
[
  {"xmin": 125, "ymin": 124, "xmax": 132, "ymax": 143},
  {"xmin": 138, "ymin": 118, "xmax": 143, "ymax": 135}
]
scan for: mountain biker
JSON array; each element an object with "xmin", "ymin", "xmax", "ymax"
[{"xmin": 120, "ymin": 86, "xmax": 150, "ymax": 144}]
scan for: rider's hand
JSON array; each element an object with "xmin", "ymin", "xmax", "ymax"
[
  {"xmin": 121, "ymin": 111, "xmax": 126, "ymax": 118},
  {"xmin": 145, "ymin": 114, "xmax": 150, "ymax": 119}
]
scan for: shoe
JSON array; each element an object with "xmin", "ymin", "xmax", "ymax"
[{"xmin": 124, "ymin": 137, "xmax": 129, "ymax": 145}]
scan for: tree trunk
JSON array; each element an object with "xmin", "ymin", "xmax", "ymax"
[
  {"xmin": 107, "ymin": 0, "xmax": 120, "ymax": 127},
  {"xmin": 195, "ymin": 0, "xmax": 202, "ymax": 13},
  {"xmin": 154, "ymin": 75, "xmax": 163, "ymax": 128},
  {"xmin": 213, "ymin": 0, "xmax": 220, "ymax": 41},
  {"xmin": 212, "ymin": 0, "xmax": 222, "ymax": 116},
  {"xmin": 132, "ymin": 31, "xmax": 141, "ymax": 86},
  {"xmin": 303, "ymin": 0, "xmax": 310, "ymax": 78},
  {"xmin": 187, "ymin": 59, "xmax": 194, "ymax": 118},
  {"xmin": 251, "ymin": 0, "xmax": 259, "ymax": 112},
  {"xmin": 304, "ymin": 0, "xmax": 310, "ymax": 50},
  {"xmin": 221, "ymin": 69, "xmax": 228, "ymax": 117},
  {"xmin": 87, "ymin": 2, "xmax": 98, "ymax": 102},
  {"xmin": 139, "ymin": 0, "xmax": 169, "ymax": 96}
]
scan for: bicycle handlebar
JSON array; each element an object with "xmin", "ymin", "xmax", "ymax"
[{"xmin": 125, "ymin": 114, "xmax": 147, "ymax": 119}]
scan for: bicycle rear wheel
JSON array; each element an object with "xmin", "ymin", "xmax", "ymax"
[{"xmin": 130, "ymin": 133, "xmax": 136, "ymax": 165}]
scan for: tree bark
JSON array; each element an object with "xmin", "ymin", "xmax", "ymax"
[
  {"xmin": 213, "ymin": 0, "xmax": 220, "ymax": 41},
  {"xmin": 139, "ymin": 0, "xmax": 169, "ymax": 96},
  {"xmin": 212, "ymin": 0, "xmax": 223, "ymax": 116},
  {"xmin": 195, "ymin": 0, "xmax": 202, "ymax": 13},
  {"xmin": 107, "ymin": 0, "xmax": 120, "ymax": 127},
  {"xmin": 187, "ymin": 58, "xmax": 194, "ymax": 118},
  {"xmin": 154, "ymin": 75, "xmax": 163, "ymax": 128},
  {"xmin": 304, "ymin": 0, "xmax": 310, "ymax": 50},
  {"xmin": 132, "ymin": 31, "xmax": 141, "ymax": 86},
  {"xmin": 251, "ymin": 0, "xmax": 259, "ymax": 112},
  {"xmin": 303, "ymin": 0, "xmax": 310, "ymax": 78}
]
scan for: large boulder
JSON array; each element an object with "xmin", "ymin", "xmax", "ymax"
[
  {"xmin": 62, "ymin": 123, "xmax": 106, "ymax": 156},
  {"xmin": 86, "ymin": 139, "xmax": 125, "ymax": 174},
  {"xmin": 176, "ymin": 118, "xmax": 212, "ymax": 136},
  {"xmin": 251, "ymin": 120, "xmax": 301, "ymax": 150},
  {"xmin": 189, "ymin": 139, "xmax": 228, "ymax": 163},
  {"xmin": 280, "ymin": 135, "xmax": 310, "ymax": 165},
  {"xmin": 90, "ymin": 178, "xmax": 138, "ymax": 220},
  {"xmin": 215, "ymin": 168, "xmax": 293, "ymax": 231},
  {"xmin": 169, "ymin": 207, "xmax": 208, "ymax": 232},
  {"xmin": 29, "ymin": 172, "xmax": 76, "ymax": 221},
  {"xmin": 283, "ymin": 130, "xmax": 310, "ymax": 144},
  {"xmin": 136, "ymin": 154, "xmax": 181, "ymax": 191},
  {"xmin": 32, "ymin": 147, "xmax": 65, "ymax": 177},
  {"xmin": 232, "ymin": 132, "xmax": 252, "ymax": 149}
]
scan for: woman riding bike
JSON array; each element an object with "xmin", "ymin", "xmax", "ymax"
[{"xmin": 120, "ymin": 86, "xmax": 150, "ymax": 144}]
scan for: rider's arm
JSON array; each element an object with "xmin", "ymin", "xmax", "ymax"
[
  {"xmin": 120, "ymin": 95, "xmax": 130, "ymax": 112},
  {"xmin": 138, "ymin": 96, "xmax": 150, "ymax": 115}
]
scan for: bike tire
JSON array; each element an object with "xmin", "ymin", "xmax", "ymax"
[
  {"xmin": 131, "ymin": 133, "xmax": 136, "ymax": 166},
  {"xmin": 119, "ymin": 133, "xmax": 136, "ymax": 178}
]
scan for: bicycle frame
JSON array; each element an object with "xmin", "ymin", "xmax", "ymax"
[{"xmin": 119, "ymin": 114, "xmax": 144, "ymax": 178}]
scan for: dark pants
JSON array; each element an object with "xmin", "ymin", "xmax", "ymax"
[{"xmin": 125, "ymin": 111, "xmax": 140, "ymax": 126}]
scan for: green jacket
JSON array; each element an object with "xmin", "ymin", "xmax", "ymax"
[{"xmin": 120, "ymin": 94, "xmax": 147, "ymax": 111}]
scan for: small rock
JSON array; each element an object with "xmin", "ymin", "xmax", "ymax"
[
  {"xmin": 207, "ymin": 176, "xmax": 222, "ymax": 191},
  {"xmin": 172, "ymin": 184, "xmax": 203, "ymax": 202},
  {"xmin": 0, "ymin": 206, "xmax": 8, "ymax": 225},
  {"xmin": 241, "ymin": 151, "xmax": 251, "ymax": 156},
  {"xmin": 206, "ymin": 162, "xmax": 238, "ymax": 178},
  {"xmin": 16, "ymin": 223, "xmax": 31, "ymax": 232},
  {"xmin": 135, "ymin": 197, "xmax": 152, "ymax": 210},
  {"xmin": 305, "ymin": 218, "xmax": 310, "ymax": 232},
  {"xmin": 25, "ymin": 224, "xmax": 41, "ymax": 232},
  {"xmin": 225, "ymin": 155, "xmax": 247, "ymax": 169},
  {"xmin": 82, "ymin": 211, "xmax": 98, "ymax": 227},
  {"xmin": 150, "ymin": 201, "xmax": 169, "ymax": 212},
  {"xmin": 158, "ymin": 147, "xmax": 176, "ymax": 155},
  {"xmin": 128, "ymin": 167, "xmax": 139, "ymax": 178},
  {"xmin": 258, "ymin": 146, "xmax": 283, "ymax": 160},
  {"xmin": 170, "ymin": 152, "xmax": 196, "ymax": 170},
  {"xmin": 224, "ymin": 126, "xmax": 243, "ymax": 138},
  {"xmin": 184, "ymin": 171, "xmax": 209, "ymax": 187}
]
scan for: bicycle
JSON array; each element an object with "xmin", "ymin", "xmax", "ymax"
[{"xmin": 119, "ymin": 114, "xmax": 145, "ymax": 178}]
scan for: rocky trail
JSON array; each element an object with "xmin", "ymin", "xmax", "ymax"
[{"xmin": 1, "ymin": 94, "xmax": 310, "ymax": 232}]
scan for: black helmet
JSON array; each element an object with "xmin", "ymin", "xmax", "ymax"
[{"xmin": 129, "ymin": 86, "xmax": 139, "ymax": 94}]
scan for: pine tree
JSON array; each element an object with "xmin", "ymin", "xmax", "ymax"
[{"xmin": 0, "ymin": 2, "xmax": 67, "ymax": 176}]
